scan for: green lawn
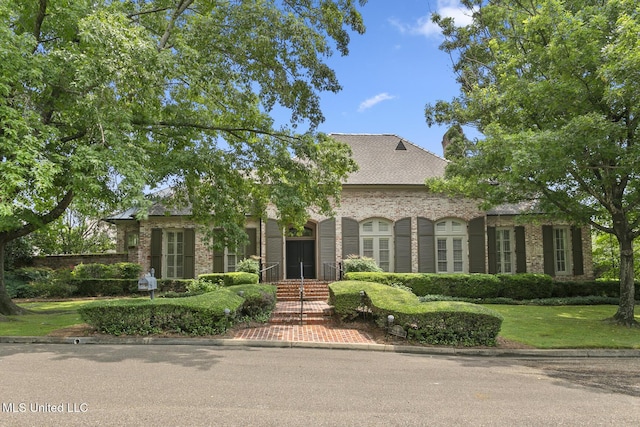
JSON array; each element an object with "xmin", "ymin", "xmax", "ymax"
[
  {"xmin": 0, "ymin": 300, "xmax": 96, "ymax": 336},
  {"xmin": 1, "ymin": 301, "xmax": 640, "ymax": 348},
  {"xmin": 485, "ymin": 305, "xmax": 640, "ymax": 349}
]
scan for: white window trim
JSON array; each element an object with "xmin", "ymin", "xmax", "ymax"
[
  {"xmin": 360, "ymin": 219, "xmax": 394, "ymax": 272},
  {"xmin": 496, "ymin": 228, "xmax": 515, "ymax": 274},
  {"xmin": 553, "ymin": 227, "xmax": 572, "ymax": 275},
  {"xmin": 163, "ymin": 229, "xmax": 185, "ymax": 279},
  {"xmin": 435, "ymin": 219, "xmax": 468, "ymax": 274}
]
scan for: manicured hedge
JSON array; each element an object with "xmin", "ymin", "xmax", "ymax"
[
  {"xmin": 72, "ymin": 262, "xmax": 142, "ymax": 279},
  {"xmin": 552, "ymin": 280, "xmax": 640, "ymax": 299},
  {"xmin": 79, "ymin": 289, "xmax": 245, "ymax": 335},
  {"xmin": 227, "ymin": 284, "xmax": 277, "ymax": 317},
  {"xmin": 344, "ymin": 272, "xmax": 554, "ymax": 300},
  {"xmin": 198, "ymin": 272, "xmax": 259, "ymax": 286},
  {"xmin": 329, "ymin": 281, "xmax": 503, "ymax": 346}
]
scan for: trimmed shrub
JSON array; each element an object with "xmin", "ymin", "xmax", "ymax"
[
  {"xmin": 552, "ymin": 280, "xmax": 640, "ymax": 299},
  {"xmin": 111, "ymin": 263, "xmax": 143, "ymax": 279},
  {"xmin": 187, "ymin": 278, "xmax": 220, "ymax": 295},
  {"xmin": 346, "ymin": 272, "xmax": 555, "ymax": 301},
  {"xmin": 28, "ymin": 280, "xmax": 77, "ymax": 298},
  {"xmin": 343, "ymin": 255, "xmax": 382, "ymax": 273},
  {"xmin": 68, "ymin": 279, "xmax": 138, "ymax": 297},
  {"xmin": 228, "ymin": 284, "xmax": 277, "ymax": 317},
  {"xmin": 198, "ymin": 272, "xmax": 258, "ymax": 286},
  {"xmin": 236, "ymin": 258, "xmax": 260, "ymax": 275},
  {"xmin": 72, "ymin": 263, "xmax": 114, "ymax": 279},
  {"xmin": 330, "ymin": 280, "xmax": 503, "ymax": 346},
  {"xmin": 498, "ymin": 274, "xmax": 553, "ymax": 300},
  {"xmin": 79, "ymin": 289, "xmax": 244, "ymax": 335}
]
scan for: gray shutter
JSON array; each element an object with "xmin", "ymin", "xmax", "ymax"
[
  {"xmin": 266, "ymin": 219, "xmax": 283, "ymax": 279},
  {"xmin": 542, "ymin": 225, "xmax": 555, "ymax": 275},
  {"xmin": 394, "ymin": 218, "xmax": 412, "ymax": 273},
  {"xmin": 213, "ymin": 248, "xmax": 224, "ymax": 273},
  {"xmin": 246, "ymin": 228, "xmax": 258, "ymax": 257},
  {"xmin": 468, "ymin": 216, "xmax": 486, "ymax": 273},
  {"xmin": 150, "ymin": 228, "xmax": 162, "ymax": 278},
  {"xmin": 487, "ymin": 226, "xmax": 497, "ymax": 274},
  {"xmin": 571, "ymin": 226, "xmax": 584, "ymax": 276},
  {"xmin": 183, "ymin": 228, "xmax": 195, "ymax": 279},
  {"xmin": 417, "ymin": 217, "xmax": 435, "ymax": 273},
  {"xmin": 341, "ymin": 217, "xmax": 359, "ymax": 259},
  {"xmin": 319, "ymin": 219, "xmax": 336, "ymax": 279},
  {"xmin": 515, "ymin": 226, "xmax": 527, "ymax": 273}
]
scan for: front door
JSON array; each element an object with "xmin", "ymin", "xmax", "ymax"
[{"xmin": 286, "ymin": 240, "xmax": 315, "ymax": 279}]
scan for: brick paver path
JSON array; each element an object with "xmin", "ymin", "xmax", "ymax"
[{"xmin": 233, "ymin": 325, "xmax": 377, "ymax": 344}]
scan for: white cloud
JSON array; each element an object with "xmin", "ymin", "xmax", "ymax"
[
  {"xmin": 358, "ymin": 93, "xmax": 396, "ymax": 112},
  {"xmin": 392, "ymin": 0, "xmax": 476, "ymax": 38}
]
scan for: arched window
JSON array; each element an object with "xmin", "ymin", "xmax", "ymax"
[
  {"xmin": 435, "ymin": 219, "xmax": 467, "ymax": 273},
  {"xmin": 360, "ymin": 219, "xmax": 393, "ymax": 272}
]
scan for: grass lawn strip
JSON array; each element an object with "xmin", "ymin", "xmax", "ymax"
[{"xmin": 485, "ymin": 305, "xmax": 640, "ymax": 349}]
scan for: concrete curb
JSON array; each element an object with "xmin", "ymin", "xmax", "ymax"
[{"xmin": 2, "ymin": 336, "xmax": 639, "ymax": 358}]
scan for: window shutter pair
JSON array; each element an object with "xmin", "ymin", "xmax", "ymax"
[
  {"xmin": 542, "ymin": 225, "xmax": 584, "ymax": 276},
  {"xmin": 487, "ymin": 226, "xmax": 527, "ymax": 274},
  {"xmin": 150, "ymin": 228, "xmax": 195, "ymax": 279}
]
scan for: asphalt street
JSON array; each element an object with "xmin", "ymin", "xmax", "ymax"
[{"xmin": 1, "ymin": 344, "xmax": 639, "ymax": 426}]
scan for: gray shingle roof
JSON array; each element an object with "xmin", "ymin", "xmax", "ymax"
[{"xmin": 330, "ymin": 134, "xmax": 447, "ymax": 185}]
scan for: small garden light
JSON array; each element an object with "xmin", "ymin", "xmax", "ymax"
[
  {"xmin": 387, "ymin": 314, "xmax": 394, "ymax": 327},
  {"xmin": 238, "ymin": 291, "xmax": 244, "ymax": 297},
  {"xmin": 224, "ymin": 308, "xmax": 231, "ymax": 317}
]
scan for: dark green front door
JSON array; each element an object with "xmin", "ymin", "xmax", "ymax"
[{"xmin": 286, "ymin": 240, "xmax": 315, "ymax": 279}]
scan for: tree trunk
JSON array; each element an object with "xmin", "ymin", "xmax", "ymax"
[
  {"xmin": 0, "ymin": 241, "xmax": 28, "ymax": 315},
  {"xmin": 611, "ymin": 237, "xmax": 638, "ymax": 327}
]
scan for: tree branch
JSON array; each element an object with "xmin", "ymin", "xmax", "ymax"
[
  {"xmin": 33, "ymin": 0, "xmax": 47, "ymax": 52},
  {"xmin": 0, "ymin": 190, "xmax": 74, "ymax": 243},
  {"xmin": 158, "ymin": 0, "xmax": 194, "ymax": 51}
]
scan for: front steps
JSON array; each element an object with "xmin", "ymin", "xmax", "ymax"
[
  {"xmin": 270, "ymin": 281, "xmax": 333, "ymax": 325},
  {"xmin": 275, "ymin": 280, "xmax": 330, "ymax": 302}
]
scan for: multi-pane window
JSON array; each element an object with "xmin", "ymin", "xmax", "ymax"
[
  {"xmin": 554, "ymin": 228, "xmax": 569, "ymax": 274},
  {"xmin": 435, "ymin": 219, "xmax": 467, "ymax": 273},
  {"xmin": 496, "ymin": 229, "xmax": 514, "ymax": 274},
  {"xmin": 165, "ymin": 230, "xmax": 184, "ymax": 278},
  {"xmin": 360, "ymin": 219, "xmax": 393, "ymax": 272}
]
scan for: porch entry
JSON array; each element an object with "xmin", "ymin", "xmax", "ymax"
[{"xmin": 286, "ymin": 240, "xmax": 315, "ymax": 279}]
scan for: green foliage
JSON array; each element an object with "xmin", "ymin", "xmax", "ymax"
[
  {"xmin": 227, "ymin": 284, "xmax": 277, "ymax": 317},
  {"xmin": 236, "ymin": 258, "xmax": 260, "ymax": 275},
  {"xmin": 29, "ymin": 209, "xmax": 115, "ymax": 255},
  {"xmin": 498, "ymin": 274, "xmax": 554, "ymax": 300},
  {"xmin": 2, "ymin": 237, "xmax": 33, "ymax": 270},
  {"xmin": 77, "ymin": 285, "xmax": 278, "ymax": 335},
  {"xmin": 345, "ymin": 272, "xmax": 552, "ymax": 300},
  {"xmin": 0, "ymin": 0, "xmax": 365, "ymax": 314},
  {"xmin": 198, "ymin": 272, "xmax": 259, "ymax": 287},
  {"xmin": 330, "ymin": 280, "xmax": 503, "ymax": 346},
  {"xmin": 186, "ymin": 278, "xmax": 221, "ymax": 295},
  {"xmin": 426, "ymin": 0, "xmax": 640, "ymax": 323},
  {"xmin": 72, "ymin": 263, "xmax": 114, "ymax": 279},
  {"xmin": 343, "ymin": 255, "xmax": 382, "ymax": 273}
]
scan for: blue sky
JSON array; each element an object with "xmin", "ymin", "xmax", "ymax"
[{"xmin": 310, "ymin": 0, "xmax": 475, "ymax": 157}]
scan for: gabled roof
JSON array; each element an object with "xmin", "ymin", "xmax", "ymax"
[{"xmin": 330, "ymin": 134, "xmax": 447, "ymax": 185}]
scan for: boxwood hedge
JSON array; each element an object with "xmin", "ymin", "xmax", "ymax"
[
  {"xmin": 198, "ymin": 272, "xmax": 259, "ymax": 286},
  {"xmin": 79, "ymin": 288, "xmax": 248, "ymax": 335},
  {"xmin": 329, "ymin": 280, "xmax": 503, "ymax": 346},
  {"xmin": 344, "ymin": 272, "xmax": 555, "ymax": 300}
]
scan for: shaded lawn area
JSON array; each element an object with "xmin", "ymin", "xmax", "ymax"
[
  {"xmin": 0, "ymin": 300, "xmax": 96, "ymax": 337},
  {"xmin": 485, "ymin": 305, "xmax": 640, "ymax": 349}
]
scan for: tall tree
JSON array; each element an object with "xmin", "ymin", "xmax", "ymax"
[
  {"xmin": 0, "ymin": 0, "xmax": 365, "ymax": 315},
  {"xmin": 425, "ymin": 0, "xmax": 640, "ymax": 326}
]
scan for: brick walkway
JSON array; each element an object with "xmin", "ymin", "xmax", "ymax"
[{"xmin": 232, "ymin": 324, "xmax": 377, "ymax": 344}]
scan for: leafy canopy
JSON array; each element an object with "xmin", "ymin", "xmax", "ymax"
[
  {"xmin": 0, "ymin": 0, "xmax": 365, "ymax": 251},
  {"xmin": 425, "ymin": 0, "xmax": 640, "ymax": 325}
]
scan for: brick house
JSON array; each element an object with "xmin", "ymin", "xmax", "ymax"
[{"xmin": 106, "ymin": 134, "xmax": 593, "ymax": 281}]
